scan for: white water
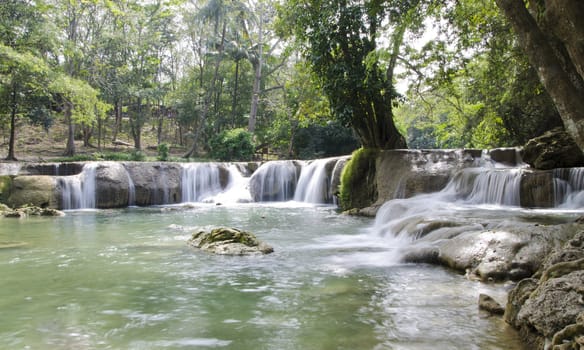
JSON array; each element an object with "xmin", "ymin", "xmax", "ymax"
[
  {"xmin": 250, "ymin": 160, "xmax": 299, "ymax": 202},
  {"xmin": 182, "ymin": 163, "xmax": 226, "ymax": 203},
  {"xmin": 60, "ymin": 163, "xmax": 98, "ymax": 210},
  {"xmin": 182, "ymin": 163, "xmax": 252, "ymax": 204},
  {"xmin": 125, "ymin": 166, "xmax": 136, "ymax": 206},
  {"xmin": 294, "ymin": 158, "xmax": 334, "ymax": 203}
]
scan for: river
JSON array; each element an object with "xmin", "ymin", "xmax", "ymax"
[{"xmin": 0, "ymin": 203, "xmax": 523, "ymax": 349}]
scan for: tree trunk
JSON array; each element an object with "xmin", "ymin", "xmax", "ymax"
[
  {"xmin": 494, "ymin": 0, "xmax": 584, "ymax": 150},
  {"xmin": 6, "ymin": 85, "xmax": 18, "ymax": 161},
  {"xmin": 231, "ymin": 59, "xmax": 240, "ymax": 128},
  {"xmin": 64, "ymin": 102, "xmax": 76, "ymax": 157},
  {"xmin": 112, "ymin": 100, "xmax": 122, "ymax": 142},
  {"xmin": 248, "ymin": 7, "xmax": 264, "ymax": 133}
]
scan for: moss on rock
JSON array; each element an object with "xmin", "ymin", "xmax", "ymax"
[
  {"xmin": 188, "ymin": 227, "xmax": 274, "ymax": 255},
  {"xmin": 339, "ymin": 148, "xmax": 379, "ymax": 211}
]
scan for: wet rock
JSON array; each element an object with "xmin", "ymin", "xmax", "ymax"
[
  {"xmin": 521, "ymin": 127, "xmax": 584, "ymax": 170},
  {"xmin": 401, "ymin": 222, "xmax": 577, "ymax": 282},
  {"xmin": 1, "ymin": 204, "xmax": 64, "ymax": 218},
  {"xmin": 124, "ymin": 162, "xmax": 182, "ymax": 205},
  {"xmin": 188, "ymin": 227, "xmax": 274, "ymax": 255},
  {"xmin": 95, "ymin": 162, "xmax": 130, "ymax": 208},
  {"xmin": 478, "ymin": 293, "xmax": 505, "ymax": 316}
]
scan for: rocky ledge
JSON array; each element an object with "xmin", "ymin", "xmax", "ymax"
[
  {"xmin": 187, "ymin": 227, "xmax": 274, "ymax": 256},
  {"xmin": 504, "ymin": 229, "xmax": 584, "ymax": 349},
  {"xmin": 0, "ymin": 203, "xmax": 64, "ymax": 218}
]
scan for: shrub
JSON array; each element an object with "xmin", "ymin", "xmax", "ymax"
[
  {"xmin": 157, "ymin": 143, "xmax": 169, "ymax": 161},
  {"xmin": 209, "ymin": 128, "xmax": 255, "ymax": 161}
]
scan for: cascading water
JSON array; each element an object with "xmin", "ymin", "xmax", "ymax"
[
  {"xmin": 554, "ymin": 168, "xmax": 584, "ymax": 208},
  {"xmin": 59, "ymin": 163, "xmax": 98, "ymax": 210},
  {"xmin": 125, "ymin": 166, "xmax": 136, "ymax": 206},
  {"xmin": 294, "ymin": 158, "xmax": 334, "ymax": 204},
  {"xmin": 249, "ymin": 161, "xmax": 299, "ymax": 202},
  {"xmin": 182, "ymin": 163, "xmax": 226, "ymax": 203},
  {"xmin": 181, "ymin": 163, "xmax": 251, "ymax": 204}
]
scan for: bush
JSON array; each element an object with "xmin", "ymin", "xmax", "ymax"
[
  {"xmin": 157, "ymin": 143, "xmax": 169, "ymax": 161},
  {"xmin": 209, "ymin": 128, "xmax": 255, "ymax": 161}
]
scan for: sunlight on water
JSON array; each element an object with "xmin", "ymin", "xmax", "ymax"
[{"xmin": 0, "ymin": 205, "xmax": 522, "ymax": 349}]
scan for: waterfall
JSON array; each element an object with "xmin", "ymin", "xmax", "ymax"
[
  {"xmin": 444, "ymin": 168, "xmax": 522, "ymax": 206},
  {"xmin": 249, "ymin": 161, "xmax": 299, "ymax": 202},
  {"xmin": 294, "ymin": 158, "xmax": 334, "ymax": 204},
  {"xmin": 125, "ymin": 166, "xmax": 136, "ymax": 206},
  {"xmin": 182, "ymin": 163, "xmax": 225, "ymax": 203},
  {"xmin": 555, "ymin": 168, "xmax": 584, "ymax": 208},
  {"xmin": 60, "ymin": 163, "xmax": 98, "ymax": 210}
]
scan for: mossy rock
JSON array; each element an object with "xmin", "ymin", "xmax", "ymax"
[
  {"xmin": 339, "ymin": 148, "xmax": 379, "ymax": 211},
  {"xmin": 188, "ymin": 227, "xmax": 273, "ymax": 255},
  {"xmin": 0, "ymin": 176, "xmax": 12, "ymax": 203}
]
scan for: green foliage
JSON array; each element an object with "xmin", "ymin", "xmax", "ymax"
[
  {"xmin": 277, "ymin": 0, "xmax": 413, "ymax": 149},
  {"xmin": 209, "ymin": 128, "xmax": 254, "ymax": 161},
  {"xmin": 339, "ymin": 147, "xmax": 379, "ymax": 211},
  {"xmin": 157, "ymin": 143, "xmax": 169, "ymax": 161}
]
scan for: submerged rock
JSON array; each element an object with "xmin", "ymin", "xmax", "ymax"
[{"xmin": 187, "ymin": 227, "xmax": 274, "ymax": 255}]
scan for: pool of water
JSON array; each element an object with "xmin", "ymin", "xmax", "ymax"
[{"xmin": 0, "ymin": 204, "xmax": 522, "ymax": 349}]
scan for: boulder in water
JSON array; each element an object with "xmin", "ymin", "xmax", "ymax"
[
  {"xmin": 521, "ymin": 127, "xmax": 584, "ymax": 170},
  {"xmin": 188, "ymin": 227, "xmax": 274, "ymax": 255}
]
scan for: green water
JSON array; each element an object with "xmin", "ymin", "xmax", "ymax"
[{"xmin": 0, "ymin": 204, "xmax": 522, "ymax": 349}]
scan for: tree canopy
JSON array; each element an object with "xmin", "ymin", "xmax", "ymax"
[{"xmin": 1, "ymin": 0, "xmax": 582, "ymax": 160}]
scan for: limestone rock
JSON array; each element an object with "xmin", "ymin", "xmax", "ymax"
[
  {"xmin": 124, "ymin": 162, "xmax": 182, "ymax": 205},
  {"xmin": 403, "ymin": 223, "xmax": 574, "ymax": 282},
  {"xmin": 95, "ymin": 162, "xmax": 130, "ymax": 208},
  {"xmin": 7, "ymin": 175, "xmax": 58, "ymax": 208},
  {"xmin": 1, "ymin": 204, "xmax": 64, "ymax": 218},
  {"xmin": 521, "ymin": 127, "xmax": 584, "ymax": 170},
  {"xmin": 188, "ymin": 227, "xmax": 274, "ymax": 255}
]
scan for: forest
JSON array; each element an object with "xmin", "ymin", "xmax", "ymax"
[{"xmin": 1, "ymin": 0, "xmax": 582, "ymax": 161}]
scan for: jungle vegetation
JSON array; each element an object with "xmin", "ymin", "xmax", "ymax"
[{"xmin": 0, "ymin": 0, "xmax": 581, "ymax": 161}]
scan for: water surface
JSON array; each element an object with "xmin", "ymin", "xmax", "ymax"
[{"xmin": 0, "ymin": 204, "xmax": 522, "ymax": 349}]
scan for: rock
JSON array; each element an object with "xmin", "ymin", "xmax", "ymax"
[
  {"xmin": 1, "ymin": 204, "xmax": 64, "ymax": 218},
  {"xmin": 487, "ymin": 148, "xmax": 521, "ymax": 166},
  {"xmin": 7, "ymin": 175, "xmax": 58, "ymax": 208},
  {"xmin": 504, "ymin": 228, "xmax": 584, "ymax": 348},
  {"xmin": 478, "ymin": 293, "xmax": 505, "ymax": 316},
  {"xmin": 249, "ymin": 161, "xmax": 300, "ymax": 202},
  {"xmin": 95, "ymin": 162, "xmax": 130, "ymax": 208},
  {"xmin": 517, "ymin": 270, "xmax": 584, "ymax": 339},
  {"xmin": 521, "ymin": 127, "xmax": 584, "ymax": 170},
  {"xmin": 403, "ymin": 223, "xmax": 575, "ymax": 282},
  {"xmin": 0, "ymin": 175, "xmax": 12, "ymax": 203},
  {"xmin": 187, "ymin": 227, "xmax": 274, "ymax": 255},
  {"xmin": 124, "ymin": 162, "xmax": 182, "ymax": 205},
  {"xmin": 519, "ymin": 170, "xmax": 555, "ymax": 208}
]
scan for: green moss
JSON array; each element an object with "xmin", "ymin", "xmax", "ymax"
[
  {"xmin": 339, "ymin": 148, "xmax": 379, "ymax": 211},
  {"xmin": 0, "ymin": 176, "xmax": 12, "ymax": 204}
]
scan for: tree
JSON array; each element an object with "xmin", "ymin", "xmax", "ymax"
[
  {"xmin": 277, "ymin": 0, "xmax": 437, "ymax": 149},
  {"xmin": 494, "ymin": 0, "xmax": 584, "ymax": 150},
  {"xmin": 0, "ymin": 44, "xmax": 52, "ymax": 160}
]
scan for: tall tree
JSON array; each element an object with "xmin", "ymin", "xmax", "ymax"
[
  {"xmin": 494, "ymin": 0, "xmax": 584, "ymax": 150},
  {"xmin": 276, "ymin": 0, "xmax": 437, "ymax": 149}
]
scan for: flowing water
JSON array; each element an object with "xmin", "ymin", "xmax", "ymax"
[{"xmin": 0, "ymin": 204, "xmax": 522, "ymax": 350}]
